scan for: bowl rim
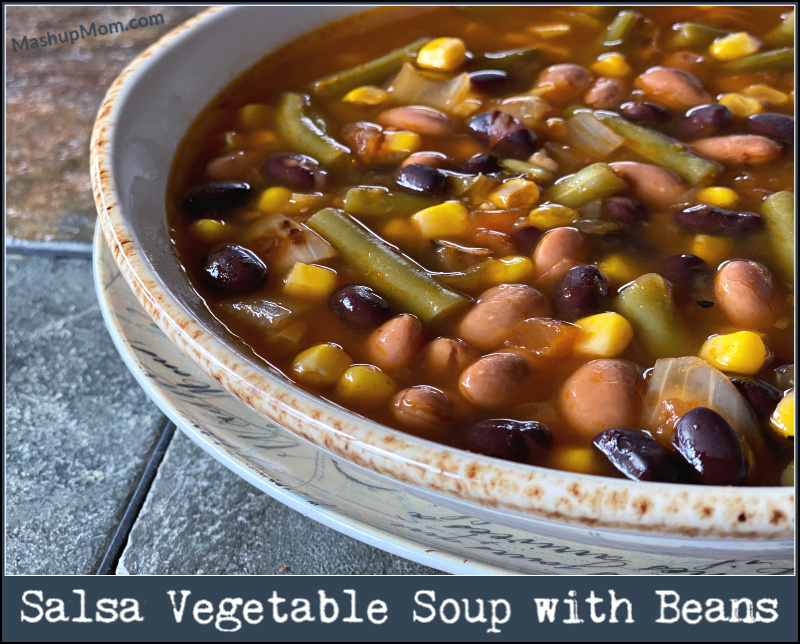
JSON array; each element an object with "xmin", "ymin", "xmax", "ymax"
[{"xmin": 90, "ymin": 5, "xmax": 794, "ymax": 542}]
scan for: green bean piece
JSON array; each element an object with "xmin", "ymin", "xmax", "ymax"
[
  {"xmin": 500, "ymin": 159, "xmax": 556, "ymax": 185},
  {"xmin": 764, "ymin": 10, "xmax": 795, "ymax": 47},
  {"xmin": 601, "ymin": 10, "xmax": 640, "ymax": 47},
  {"xmin": 592, "ymin": 110, "xmax": 721, "ymax": 185},
  {"xmin": 615, "ymin": 273, "xmax": 692, "ymax": 359},
  {"xmin": 760, "ymin": 191, "xmax": 795, "ymax": 285},
  {"xmin": 275, "ymin": 93, "xmax": 353, "ymax": 169},
  {"xmin": 311, "ymin": 38, "xmax": 431, "ymax": 98},
  {"xmin": 343, "ymin": 186, "xmax": 436, "ymax": 218},
  {"xmin": 721, "ymin": 48, "xmax": 795, "ymax": 73},
  {"xmin": 543, "ymin": 162, "xmax": 626, "ymax": 209},
  {"xmin": 306, "ymin": 208, "xmax": 469, "ymax": 323},
  {"xmin": 668, "ymin": 22, "xmax": 731, "ymax": 49},
  {"xmin": 471, "ymin": 47, "xmax": 539, "ymax": 73}
]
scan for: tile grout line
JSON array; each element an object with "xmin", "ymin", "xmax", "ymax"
[
  {"xmin": 95, "ymin": 419, "xmax": 177, "ymax": 575},
  {"xmin": 6, "ymin": 237, "xmax": 94, "ymax": 258}
]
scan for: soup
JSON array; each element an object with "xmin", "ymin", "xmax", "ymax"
[{"xmin": 167, "ymin": 6, "xmax": 794, "ymax": 486}]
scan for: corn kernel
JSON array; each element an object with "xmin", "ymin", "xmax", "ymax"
[
  {"xmin": 574, "ymin": 312, "xmax": 634, "ymax": 358},
  {"xmin": 417, "ymin": 37, "xmax": 467, "ymax": 72},
  {"xmin": 258, "ymin": 186, "xmax": 292, "ymax": 213},
  {"xmin": 335, "ymin": 365, "xmax": 398, "ymax": 407},
  {"xmin": 695, "ymin": 186, "xmax": 740, "ymax": 209},
  {"xmin": 529, "ymin": 203, "xmax": 579, "ymax": 230},
  {"xmin": 283, "ymin": 263, "xmax": 338, "ymax": 299},
  {"xmin": 247, "ymin": 130, "xmax": 278, "ymax": 147},
  {"xmin": 291, "ymin": 343, "xmax": 352, "ymax": 388},
  {"xmin": 485, "ymin": 256, "xmax": 535, "ymax": 284},
  {"xmin": 719, "ymin": 93, "xmax": 763, "ymax": 118},
  {"xmin": 548, "ymin": 447, "xmax": 597, "ymax": 474},
  {"xmin": 743, "ymin": 84, "xmax": 789, "ymax": 105},
  {"xmin": 342, "ymin": 85, "xmax": 390, "ymax": 106},
  {"xmin": 490, "ymin": 178, "xmax": 541, "ymax": 209},
  {"xmin": 190, "ymin": 218, "xmax": 226, "ymax": 240},
  {"xmin": 596, "ymin": 254, "xmax": 641, "ymax": 287},
  {"xmin": 380, "ymin": 130, "xmax": 422, "ymax": 156},
  {"xmin": 699, "ymin": 331, "xmax": 768, "ymax": 375},
  {"xmin": 412, "ymin": 201, "xmax": 469, "ymax": 238},
  {"xmin": 449, "ymin": 98, "xmax": 483, "ymax": 119},
  {"xmin": 591, "ymin": 52, "xmax": 632, "ymax": 78},
  {"xmin": 770, "ymin": 390, "xmax": 795, "ymax": 439},
  {"xmin": 709, "ymin": 31, "xmax": 761, "ymax": 61},
  {"xmin": 528, "ymin": 23, "xmax": 571, "ymax": 38},
  {"xmin": 545, "ymin": 118, "xmax": 568, "ymax": 138},
  {"xmin": 283, "ymin": 192, "xmax": 328, "ymax": 215},
  {"xmin": 238, "ymin": 103, "xmax": 272, "ymax": 129},
  {"xmin": 690, "ymin": 234, "xmax": 733, "ymax": 266}
]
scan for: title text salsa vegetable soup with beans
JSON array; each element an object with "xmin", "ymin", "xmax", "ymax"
[{"xmin": 168, "ymin": 7, "xmax": 794, "ymax": 487}]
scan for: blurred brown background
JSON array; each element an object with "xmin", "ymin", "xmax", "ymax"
[{"xmin": 6, "ymin": 6, "xmax": 206, "ymax": 243}]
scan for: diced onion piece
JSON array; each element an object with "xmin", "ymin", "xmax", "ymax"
[
  {"xmin": 564, "ymin": 111, "xmax": 625, "ymax": 158},
  {"xmin": 641, "ymin": 356, "xmax": 762, "ymax": 451},
  {"xmin": 388, "ymin": 63, "xmax": 470, "ymax": 114}
]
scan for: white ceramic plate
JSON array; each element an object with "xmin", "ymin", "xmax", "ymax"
[{"xmin": 94, "ymin": 224, "xmax": 794, "ymax": 576}]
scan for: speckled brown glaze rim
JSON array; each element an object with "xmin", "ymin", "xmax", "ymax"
[{"xmin": 90, "ymin": 6, "xmax": 793, "ymax": 545}]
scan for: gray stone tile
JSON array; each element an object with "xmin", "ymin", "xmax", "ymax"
[
  {"xmin": 6, "ymin": 255, "xmax": 167, "ymax": 574},
  {"xmin": 119, "ymin": 433, "xmax": 441, "ymax": 575}
]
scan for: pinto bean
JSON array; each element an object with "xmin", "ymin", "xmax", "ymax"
[
  {"xmin": 584, "ymin": 77, "xmax": 628, "ymax": 109},
  {"xmin": 661, "ymin": 51, "xmax": 709, "ymax": 75},
  {"xmin": 458, "ymin": 352, "xmax": 529, "ymax": 408},
  {"xmin": 560, "ymin": 359, "xmax": 644, "ymax": 438},
  {"xmin": 714, "ymin": 260, "xmax": 776, "ymax": 330},
  {"xmin": 206, "ymin": 151, "xmax": 263, "ymax": 181},
  {"xmin": 609, "ymin": 161, "xmax": 688, "ymax": 208},
  {"xmin": 534, "ymin": 64, "xmax": 593, "ymax": 103},
  {"xmin": 378, "ymin": 105, "xmax": 454, "ymax": 136},
  {"xmin": 391, "ymin": 386, "xmax": 456, "ymax": 433},
  {"xmin": 457, "ymin": 284, "xmax": 551, "ymax": 351},
  {"xmin": 532, "ymin": 227, "xmax": 591, "ymax": 287},
  {"xmin": 399, "ymin": 151, "xmax": 449, "ymax": 169},
  {"xmin": 634, "ymin": 66, "xmax": 712, "ymax": 110},
  {"xmin": 691, "ymin": 135, "xmax": 783, "ymax": 166},
  {"xmin": 365, "ymin": 314, "xmax": 425, "ymax": 373},
  {"xmin": 421, "ymin": 337, "xmax": 479, "ymax": 378}
]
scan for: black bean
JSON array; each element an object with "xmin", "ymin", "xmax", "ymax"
[
  {"xmin": 460, "ymin": 153, "xmax": 501, "ymax": 175},
  {"xmin": 465, "ymin": 419, "xmax": 551, "ymax": 462},
  {"xmin": 673, "ymin": 204, "xmax": 763, "ymax": 236},
  {"xmin": 773, "ymin": 364, "xmax": 794, "ymax": 391},
  {"xmin": 747, "ymin": 112, "xmax": 794, "ymax": 144},
  {"xmin": 731, "ymin": 378, "xmax": 783, "ymax": 421},
  {"xmin": 262, "ymin": 153, "xmax": 327, "ymax": 191},
  {"xmin": 509, "ymin": 225, "xmax": 542, "ymax": 255},
  {"xmin": 601, "ymin": 196, "xmax": 648, "ymax": 224},
  {"xmin": 328, "ymin": 285, "xmax": 392, "ymax": 330},
  {"xmin": 202, "ymin": 244, "xmax": 267, "ymax": 293},
  {"xmin": 659, "ymin": 254, "xmax": 711, "ymax": 301},
  {"xmin": 183, "ymin": 182, "xmax": 251, "ymax": 218},
  {"xmin": 396, "ymin": 163, "xmax": 447, "ymax": 196},
  {"xmin": 676, "ymin": 103, "xmax": 732, "ymax": 139},
  {"xmin": 467, "ymin": 110, "xmax": 538, "ymax": 159},
  {"xmin": 552, "ymin": 265, "xmax": 610, "ymax": 321},
  {"xmin": 469, "ymin": 69, "xmax": 516, "ymax": 95},
  {"xmin": 593, "ymin": 428, "xmax": 685, "ymax": 483},
  {"xmin": 620, "ymin": 101, "xmax": 669, "ymax": 124},
  {"xmin": 672, "ymin": 407, "xmax": 747, "ymax": 486}
]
